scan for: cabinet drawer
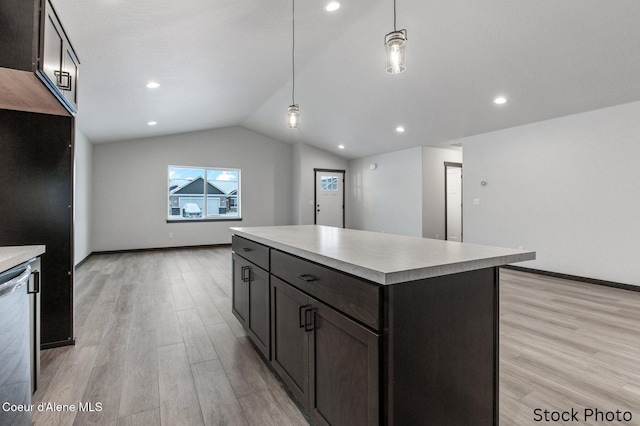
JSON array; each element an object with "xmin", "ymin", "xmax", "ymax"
[
  {"xmin": 232, "ymin": 235, "xmax": 269, "ymax": 271},
  {"xmin": 271, "ymin": 250, "xmax": 381, "ymax": 330}
]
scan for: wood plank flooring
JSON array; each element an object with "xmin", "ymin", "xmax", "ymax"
[
  {"xmin": 499, "ymin": 268, "xmax": 640, "ymax": 425},
  {"xmin": 31, "ymin": 248, "xmax": 640, "ymax": 425},
  {"xmin": 32, "ymin": 247, "xmax": 308, "ymax": 426}
]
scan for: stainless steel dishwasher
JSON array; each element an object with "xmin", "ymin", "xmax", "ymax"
[{"xmin": 0, "ymin": 261, "xmax": 36, "ymax": 426}]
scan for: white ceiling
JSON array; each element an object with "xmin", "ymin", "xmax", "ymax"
[{"xmin": 55, "ymin": 0, "xmax": 640, "ymax": 159}]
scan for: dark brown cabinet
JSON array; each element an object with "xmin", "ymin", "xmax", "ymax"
[
  {"xmin": 271, "ymin": 276, "xmax": 379, "ymax": 426},
  {"xmin": 310, "ymin": 301, "xmax": 379, "ymax": 426},
  {"xmin": 0, "ymin": 109, "xmax": 74, "ymax": 348},
  {"xmin": 0, "ymin": 0, "xmax": 77, "ymax": 348},
  {"xmin": 270, "ymin": 277, "xmax": 310, "ymax": 406},
  {"xmin": 232, "ymin": 230, "xmax": 501, "ymax": 425},
  {"xmin": 231, "ymin": 242, "xmax": 270, "ymax": 360},
  {"xmin": 231, "ymin": 236, "xmax": 381, "ymax": 426},
  {"xmin": 40, "ymin": 0, "xmax": 80, "ymax": 112},
  {"xmin": 0, "ymin": 0, "xmax": 41, "ymax": 72},
  {"xmin": 0, "ymin": 0, "xmax": 80, "ymax": 114}
]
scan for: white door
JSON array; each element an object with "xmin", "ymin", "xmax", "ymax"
[
  {"xmin": 446, "ymin": 166, "xmax": 462, "ymax": 241},
  {"xmin": 315, "ymin": 170, "xmax": 344, "ymax": 228}
]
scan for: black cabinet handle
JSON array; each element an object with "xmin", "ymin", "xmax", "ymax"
[
  {"xmin": 296, "ymin": 274, "xmax": 316, "ymax": 282},
  {"xmin": 299, "ymin": 304, "xmax": 311, "ymax": 328},
  {"xmin": 54, "ymin": 70, "xmax": 72, "ymax": 91},
  {"xmin": 304, "ymin": 308, "xmax": 316, "ymax": 332},
  {"xmin": 241, "ymin": 266, "xmax": 251, "ymax": 282},
  {"xmin": 242, "ymin": 247, "xmax": 253, "ymax": 252}
]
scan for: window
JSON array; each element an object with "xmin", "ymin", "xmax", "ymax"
[
  {"xmin": 320, "ymin": 175, "xmax": 339, "ymax": 191},
  {"xmin": 168, "ymin": 166, "xmax": 241, "ymax": 221}
]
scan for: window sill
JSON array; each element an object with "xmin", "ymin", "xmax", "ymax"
[{"xmin": 167, "ymin": 218, "xmax": 243, "ymax": 224}]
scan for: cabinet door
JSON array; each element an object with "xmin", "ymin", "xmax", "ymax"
[
  {"xmin": 270, "ymin": 277, "xmax": 310, "ymax": 408},
  {"xmin": 232, "ymin": 253, "xmax": 270, "ymax": 359},
  {"xmin": 231, "ymin": 253, "xmax": 249, "ymax": 327},
  {"xmin": 61, "ymin": 46, "xmax": 79, "ymax": 110},
  {"xmin": 42, "ymin": 9, "xmax": 64, "ymax": 88},
  {"xmin": 39, "ymin": 0, "xmax": 79, "ymax": 113},
  {"xmin": 247, "ymin": 263, "xmax": 269, "ymax": 359},
  {"xmin": 309, "ymin": 301, "xmax": 380, "ymax": 426}
]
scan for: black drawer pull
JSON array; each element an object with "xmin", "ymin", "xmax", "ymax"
[
  {"xmin": 241, "ymin": 266, "xmax": 251, "ymax": 282},
  {"xmin": 296, "ymin": 274, "xmax": 316, "ymax": 282},
  {"xmin": 299, "ymin": 304, "xmax": 311, "ymax": 328},
  {"xmin": 304, "ymin": 308, "xmax": 316, "ymax": 332},
  {"xmin": 242, "ymin": 247, "xmax": 253, "ymax": 252}
]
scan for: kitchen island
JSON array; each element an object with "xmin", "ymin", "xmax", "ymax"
[{"xmin": 230, "ymin": 225, "xmax": 535, "ymax": 426}]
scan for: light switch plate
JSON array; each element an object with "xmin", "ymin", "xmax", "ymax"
[{"xmin": 473, "ymin": 198, "xmax": 480, "ymax": 206}]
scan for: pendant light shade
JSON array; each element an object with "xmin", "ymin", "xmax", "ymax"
[
  {"xmin": 287, "ymin": 104, "xmax": 299, "ymax": 129},
  {"xmin": 385, "ymin": 0, "xmax": 407, "ymax": 74},
  {"xmin": 385, "ymin": 30, "xmax": 407, "ymax": 74}
]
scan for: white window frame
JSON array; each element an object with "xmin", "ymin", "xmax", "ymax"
[{"xmin": 167, "ymin": 165, "xmax": 242, "ymax": 222}]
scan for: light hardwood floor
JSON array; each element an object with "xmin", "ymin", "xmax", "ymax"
[
  {"xmin": 500, "ymin": 268, "xmax": 640, "ymax": 425},
  {"xmin": 31, "ymin": 247, "xmax": 640, "ymax": 425}
]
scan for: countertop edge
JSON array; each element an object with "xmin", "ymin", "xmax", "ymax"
[
  {"xmin": 231, "ymin": 228, "xmax": 535, "ymax": 285},
  {"xmin": 0, "ymin": 245, "xmax": 46, "ymax": 273}
]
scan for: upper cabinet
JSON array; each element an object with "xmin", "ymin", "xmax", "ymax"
[
  {"xmin": 39, "ymin": 0, "xmax": 79, "ymax": 113},
  {"xmin": 0, "ymin": 0, "xmax": 80, "ymax": 114}
]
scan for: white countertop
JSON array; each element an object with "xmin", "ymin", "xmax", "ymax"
[
  {"xmin": 230, "ymin": 225, "xmax": 535, "ymax": 285},
  {"xmin": 0, "ymin": 245, "xmax": 46, "ymax": 272}
]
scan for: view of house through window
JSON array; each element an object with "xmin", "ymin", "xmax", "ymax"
[{"xmin": 168, "ymin": 166, "xmax": 240, "ymax": 220}]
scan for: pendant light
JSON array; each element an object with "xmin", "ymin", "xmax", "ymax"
[
  {"xmin": 287, "ymin": 0, "xmax": 299, "ymax": 129},
  {"xmin": 385, "ymin": 0, "xmax": 407, "ymax": 74}
]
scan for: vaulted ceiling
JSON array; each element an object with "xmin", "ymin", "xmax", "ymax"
[{"xmin": 55, "ymin": 0, "xmax": 640, "ymax": 159}]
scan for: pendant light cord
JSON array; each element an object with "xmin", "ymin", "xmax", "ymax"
[
  {"xmin": 292, "ymin": 0, "xmax": 296, "ymax": 105},
  {"xmin": 393, "ymin": 0, "xmax": 397, "ymax": 31}
]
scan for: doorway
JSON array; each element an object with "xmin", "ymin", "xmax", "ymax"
[
  {"xmin": 444, "ymin": 162, "xmax": 462, "ymax": 241},
  {"xmin": 314, "ymin": 169, "xmax": 345, "ymax": 228}
]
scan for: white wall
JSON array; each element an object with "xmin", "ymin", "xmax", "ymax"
[
  {"xmin": 347, "ymin": 147, "xmax": 423, "ymax": 237},
  {"xmin": 74, "ymin": 129, "xmax": 92, "ymax": 264},
  {"xmin": 292, "ymin": 142, "xmax": 349, "ymax": 225},
  {"xmin": 92, "ymin": 126, "xmax": 292, "ymax": 251},
  {"xmin": 463, "ymin": 101, "xmax": 640, "ymax": 286},
  {"xmin": 422, "ymin": 147, "xmax": 463, "ymax": 240}
]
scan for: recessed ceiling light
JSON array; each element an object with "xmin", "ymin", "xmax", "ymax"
[
  {"xmin": 146, "ymin": 82, "xmax": 160, "ymax": 89},
  {"xmin": 338, "ymin": 144, "xmax": 345, "ymax": 149},
  {"xmin": 147, "ymin": 121, "xmax": 157, "ymax": 126},
  {"xmin": 396, "ymin": 126, "xmax": 405, "ymax": 133},
  {"xmin": 494, "ymin": 96, "xmax": 507, "ymax": 105},
  {"xmin": 326, "ymin": 2, "xmax": 340, "ymax": 12}
]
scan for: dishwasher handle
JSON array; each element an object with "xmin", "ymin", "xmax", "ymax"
[
  {"xmin": 0, "ymin": 265, "xmax": 32, "ymax": 298},
  {"xmin": 28, "ymin": 270, "xmax": 40, "ymax": 294}
]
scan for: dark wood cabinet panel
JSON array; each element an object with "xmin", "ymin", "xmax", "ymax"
[
  {"xmin": 247, "ymin": 262, "xmax": 269, "ymax": 356},
  {"xmin": 0, "ymin": 0, "xmax": 80, "ymax": 114},
  {"xmin": 270, "ymin": 276, "xmax": 309, "ymax": 406},
  {"xmin": 271, "ymin": 276, "xmax": 380, "ymax": 426},
  {"xmin": 231, "ymin": 254, "xmax": 249, "ymax": 325},
  {"xmin": 232, "ymin": 236, "xmax": 269, "ymax": 271},
  {"xmin": 232, "ymin": 253, "xmax": 270, "ymax": 359},
  {"xmin": 271, "ymin": 249, "xmax": 381, "ymax": 330},
  {"xmin": 385, "ymin": 268, "xmax": 498, "ymax": 425},
  {"xmin": 38, "ymin": 0, "xmax": 80, "ymax": 113},
  {"xmin": 309, "ymin": 301, "xmax": 379, "ymax": 426},
  {"xmin": 0, "ymin": 0, "xmax": 39, "ymax": 71},
  {"xmin": 232, "ymin": 233, "xmax": 499, "ymax": 425},
  {"xmin": 0, "ymin": 109, "xmax": 74, "ymax": 347}
]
